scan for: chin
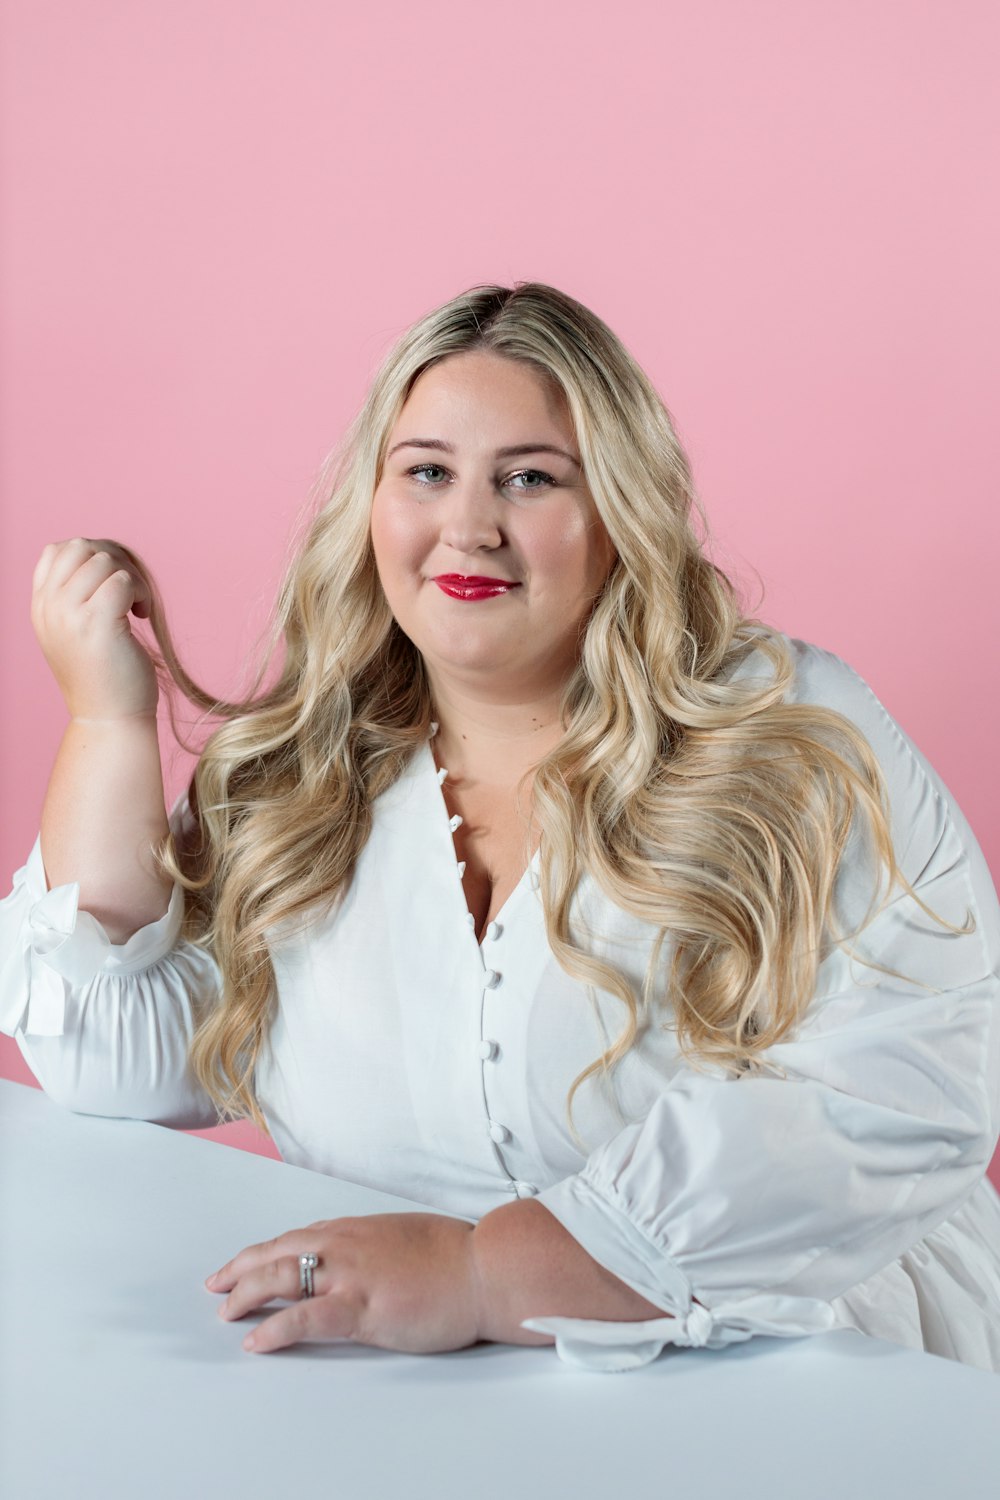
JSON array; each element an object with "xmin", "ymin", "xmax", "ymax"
[{"xmin": 418, "ymin": 634, "xmax": 517, "ymax": 676}]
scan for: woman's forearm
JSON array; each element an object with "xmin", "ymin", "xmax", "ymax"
[{"xmin": 39, "ymin": 715, "xmax": 172, "ymax": 943}]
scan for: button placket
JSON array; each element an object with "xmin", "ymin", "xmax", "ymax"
[
  {"xmin": 481, "ymin": 923, "xmax": 536, "ymax": 1198},
  {"xmin": 479, "ymin": 903, "xmax": 519, "ymax": 1180},
  {"xmin": 431, "ymin": 733, "xmax": 532, "ymax": 1195}
]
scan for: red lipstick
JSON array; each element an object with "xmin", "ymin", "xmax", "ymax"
[{"xmin": 433, "ymin": 575, "xmax": 520, "ymax": 601}]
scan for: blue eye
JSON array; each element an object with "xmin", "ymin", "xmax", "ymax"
[
  {"xmin": 506, "ymin": 469, "xmax": 555, "ymax": 490},
  {"xmin": 404, "ymin": 464, "xmax": 556, "ymax": 491},
  {"xmin": 407, "ymin": 464, "xmax": 448, "ymax": 484}
]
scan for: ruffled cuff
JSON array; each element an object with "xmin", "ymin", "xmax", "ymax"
[
  {"xmin": 0, "ymin": 836, "xmax": 185, "ymax": 1039},
  {"xmin": 536, "ymin": 1172, "xmax": 693, "ymax": 1312},
  {"xmin": 520, "ymin": 1292, "xmax": 842, "ymax": 1372},
  {"xmin": 527, "ymin": 1172, "xmax": 841, "ymax": 1371}
]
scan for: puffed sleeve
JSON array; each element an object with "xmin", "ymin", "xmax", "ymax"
[
  {"xmin": 0, "ymin": 795, "xmax": 222, "ymax": 1129},
  {"xmin": 524, "ymin": 641, "xmax": 1000, "ymax": 1370}
]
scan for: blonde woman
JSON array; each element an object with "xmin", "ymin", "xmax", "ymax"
[{"xmin": 3, "ymin": 282, "xmax": 999, "ymax": 1372}]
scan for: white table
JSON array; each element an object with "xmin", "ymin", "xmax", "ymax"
[{"xmin": 1, "ymin": 1078, "xmax": 997, "ymax": 1499}]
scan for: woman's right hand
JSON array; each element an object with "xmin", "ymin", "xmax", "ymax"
[{"xmin": 31, "ymin": 538, "xmax": 160, "ymax": 720}]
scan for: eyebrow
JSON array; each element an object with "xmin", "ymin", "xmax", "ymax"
[{"xmin": 386, "ymin": 438, "xmax": 581, "ymax": 468}]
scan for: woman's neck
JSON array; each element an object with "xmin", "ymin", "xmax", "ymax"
[{"xmin": 427, "ymin": 678, "xmax": 567, "ymax": 785}]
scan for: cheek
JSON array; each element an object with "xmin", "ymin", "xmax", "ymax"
[
  {"xmin": 370, "ymin": 494, "xmax": 425, "ymax": 584},
  {"xmin": 529, "ymin": 512, "xmax": 613, "ymax": 597}
]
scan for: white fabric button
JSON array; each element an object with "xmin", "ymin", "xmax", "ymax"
[
  {"xmin": 449, "ymin": 814, "xmax": 463, "ymax": 832},
  {"xmin": 484, "ymin": 969, "xmax": 502, "ymax": 989},
  {"xmin": 485, "ymin": 920, "xmax": 503, "ymax": 941},
  {"xmin": 514, "ymin": 1181, "xmax": 538, "ymax": 1198},
  {"xmin": 478, "ymin": 1039, "xmax": 498, "ymax": 1061},
  {"xmin": 466, "ymin": 912, "xmax": 477, "ymax": 929},
  {"xmin": 457, "ymin": 861, "xmax": 466, "ymax": 877},
  {"xmin": 488, "ymin": 1120, "xmax": 510, "ymax": 1145},
  {"xmin": 437, "ymin": 766, "xmax": 448, "ymax": 785}
]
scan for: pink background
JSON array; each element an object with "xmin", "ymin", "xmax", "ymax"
[{"xmin": 1, "ymin": 1, "xmax": 997, "ymax": 1188}]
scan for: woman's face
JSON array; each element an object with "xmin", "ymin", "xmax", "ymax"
[{"xmin": 370, "ymin": 351, "xmax": 617, "ymax": 699}]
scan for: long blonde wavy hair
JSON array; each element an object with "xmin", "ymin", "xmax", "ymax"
[{"xmin": 138, "ymin": 280, "xmax": 965, "ymax": 1142}]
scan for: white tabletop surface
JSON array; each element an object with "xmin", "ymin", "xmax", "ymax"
[{"xmin": 1, "ymin": 1078, "xmax": 997, "ymax": 1499}]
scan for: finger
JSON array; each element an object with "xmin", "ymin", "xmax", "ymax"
[
  {"xmin": 217, "ymin": 1254, "xmax": 308, "ymax": 1321},
  {"xmin": 112, "ymin": 544, "xmax": 153, "ymax": 617},
  {"xmin": 207, "ymin": 1234, "xmax": 295, "ymax": 1292},
  {"xmin": 57, "ymin": 536, "xmax": 134, "ymax": 587},
  {"xmin": 36, "ymin": 537, "xmax": 101, "ymax": 593},
  {"xmin": 32, "ymin": 542, "xmax": 63, "ymax": 594},
  {"xmin": 207, "ymin": 1222, "xmax": 336, "ymax": 1292},
  {"xmin": 89, "ymin": 567, "xmax": 150, "ymax": 623},
  {"xmin": 60, "ymin": 549, "xmax": 124, "ymax": 607},
  {"xmin": 207, "ymin": 1241, "xmax": 274, "ymax": 1292},
  {"xmin": 244, "ymin": 1294, "xmax": 361, "ymax": 1354}
]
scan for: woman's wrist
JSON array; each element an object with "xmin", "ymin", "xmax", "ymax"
[
  {"xmin": 469, "ymin": 1198, "xmax": 671, "ymax": 1345},
  {"xmin": 68, "ymin": 710, "xmax": 160, "ymax": 726}
]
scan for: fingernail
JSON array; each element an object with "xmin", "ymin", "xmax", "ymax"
[
  {"xmin": 243, "ymin": 1333, "xmax": 257, "ymax": 1351},
  {"xmin": 206, "ymin": 1272, "xmax": 219, "ymax": 1288}
]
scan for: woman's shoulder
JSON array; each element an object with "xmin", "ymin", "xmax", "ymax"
[
  {"xmin": 729, "ymin": 630, "xmax": 875, "ymax": 707},
  {"xmin": 727, "ymin": 631, "xmax": 948, "ymax": 834},
  {"xmin": 735, "ymin": 633, "xmax": 996, "ymax": 913},
  {"xmin": 728, "ymin": 631, "xmax": 912, "ymax": 755}
]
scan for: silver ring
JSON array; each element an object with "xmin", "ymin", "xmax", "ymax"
[{"xmin": 299, "ymin": 1252, "xmax": 319, "ymax": 1299}]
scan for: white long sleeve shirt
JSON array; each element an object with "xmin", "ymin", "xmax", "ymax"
[{"xmin": 3, "ymin": 636, "xmax": 1000, "ymax": 1373}]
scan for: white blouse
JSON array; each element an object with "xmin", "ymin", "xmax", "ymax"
[{"xmin": 3, "ymin": 636, "xmax": 1000, "ymax": 1374}]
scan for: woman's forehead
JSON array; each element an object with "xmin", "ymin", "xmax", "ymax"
[{"xmin": 395, "ymin": 352, "xmax": 575, "ymax": 443}]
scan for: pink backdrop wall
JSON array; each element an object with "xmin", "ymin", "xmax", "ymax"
[{"xmin": 1, "ymin": 1, "xmax": 997, "ymax": 1188}]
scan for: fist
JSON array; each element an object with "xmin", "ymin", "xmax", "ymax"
[{"xmin": 31, "ymin": 538, "xmax": 159, "ymax": 720}]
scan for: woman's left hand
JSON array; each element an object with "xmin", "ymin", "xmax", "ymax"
[{"xmin": 206, "ymin": 1212, "xmax": 481, "ymax": 1355}]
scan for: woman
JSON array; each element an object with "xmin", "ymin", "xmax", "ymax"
[{"xmin": 3, "ymin": 282, "xmax": 999, "ymax": 1372}]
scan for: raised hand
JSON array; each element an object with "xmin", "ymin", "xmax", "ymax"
[{"xmin": 31, "ymin": 537, "xmax": 159, "ymax": 720}]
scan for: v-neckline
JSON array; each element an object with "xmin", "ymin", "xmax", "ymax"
[{"xmin": 418, "ymin": 739, "xmax": 541, "ymax": 950}]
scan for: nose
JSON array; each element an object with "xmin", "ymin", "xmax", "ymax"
[{"xmin": 438, "ymin": 477, "xmax": 504, "ymax": 554}]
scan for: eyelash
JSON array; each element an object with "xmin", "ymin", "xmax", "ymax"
[{"xmin": 404, "ymin": 463, "xmax": 557, "ymax": 492}]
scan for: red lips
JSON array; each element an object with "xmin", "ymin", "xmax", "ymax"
[
  {"xmin": 434, "ymin": 575, "xmax": 517, "ymax": 586},
  {"xmin": 433, "ymin": 574, "xmax": 520, "ymax": 601}
]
